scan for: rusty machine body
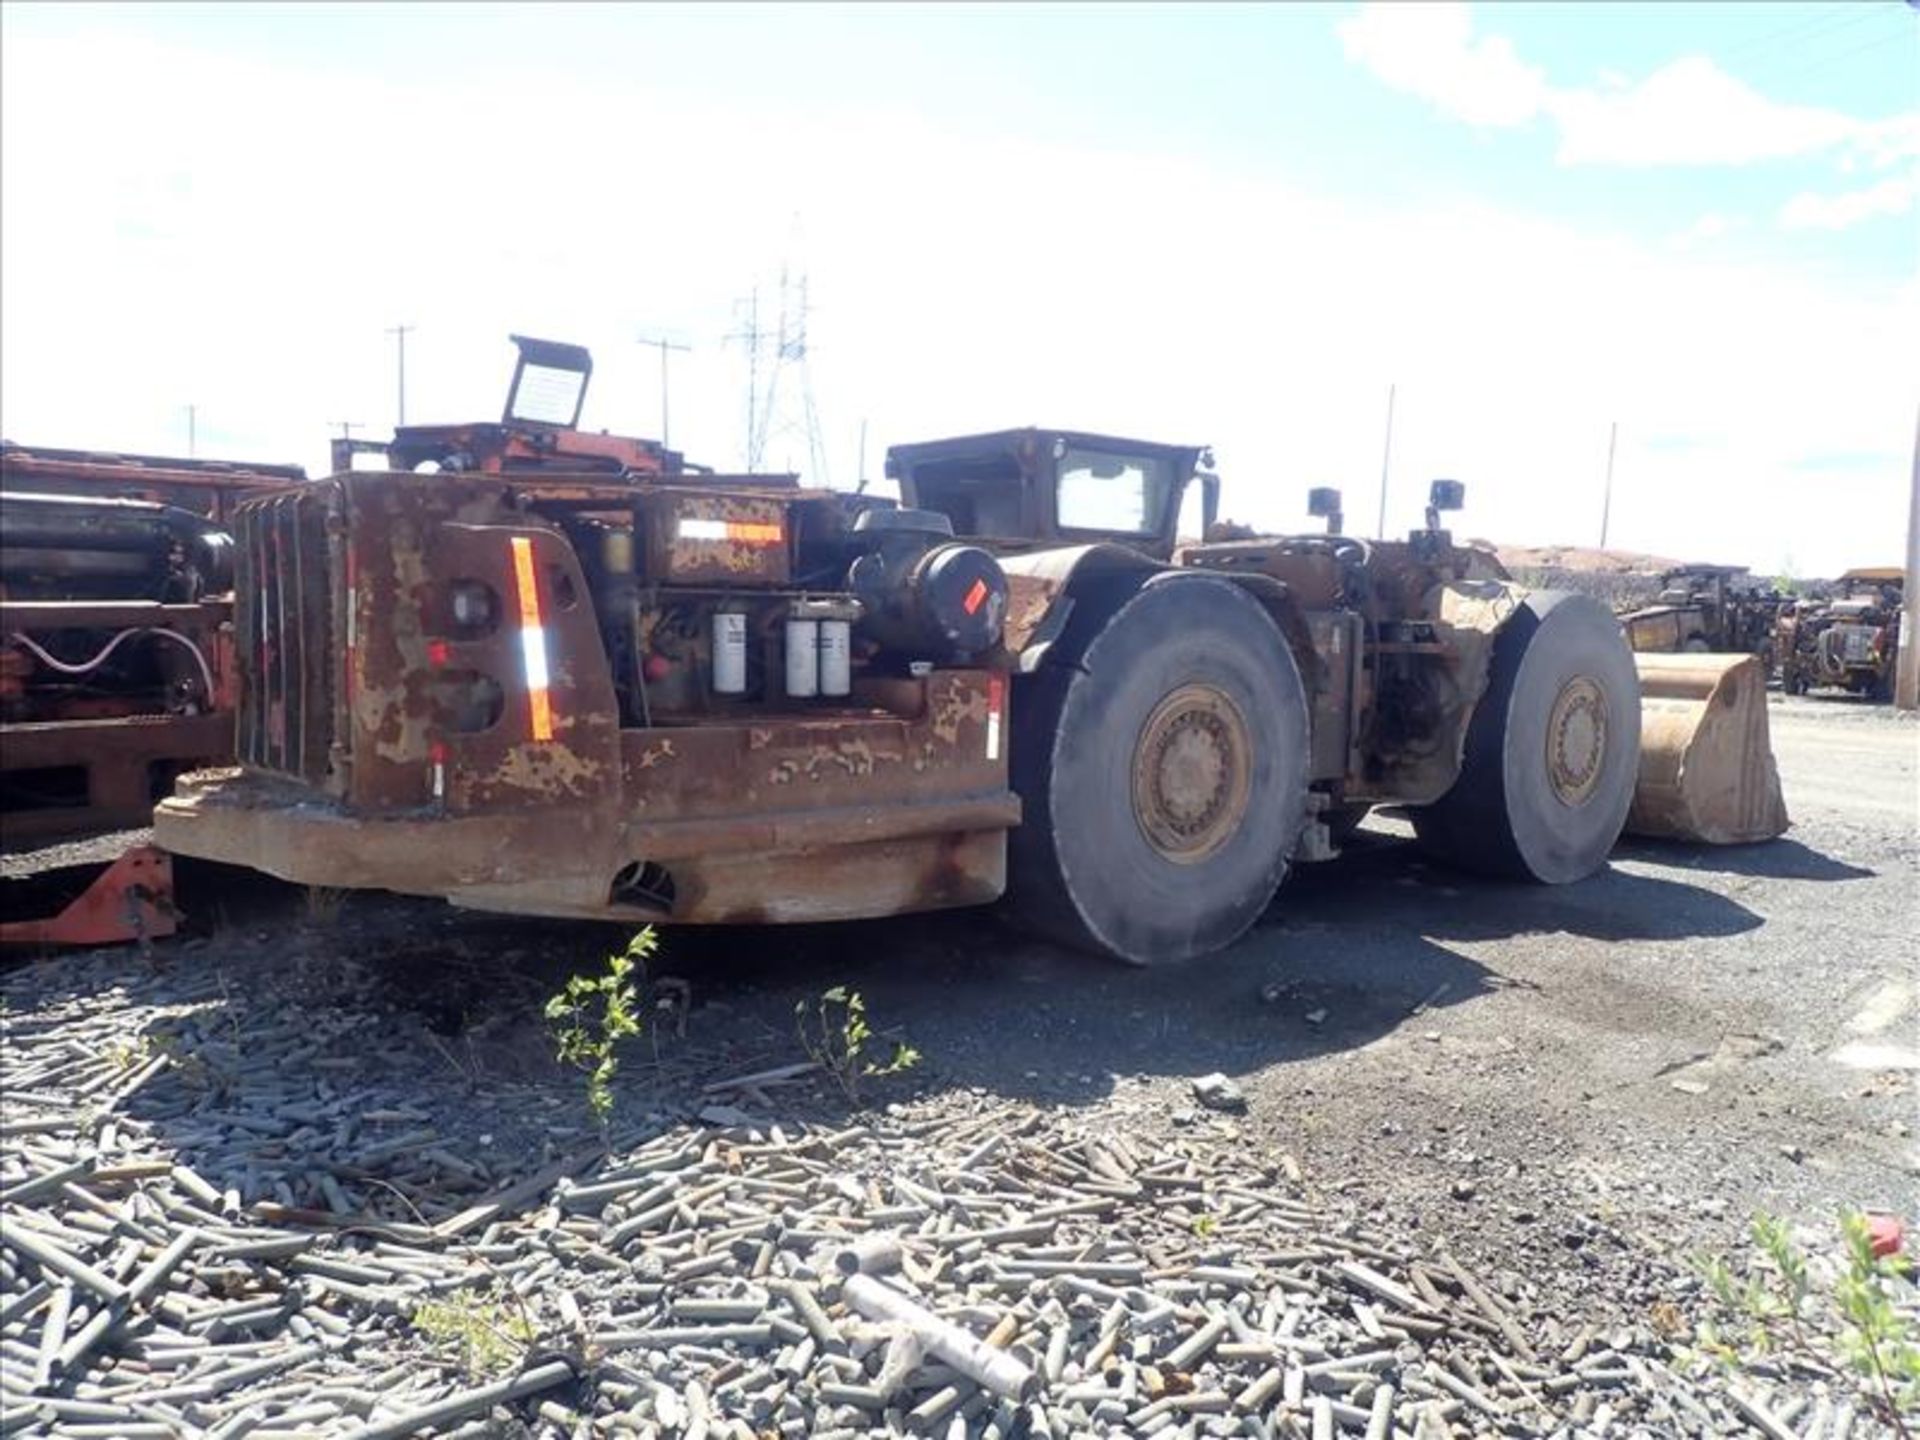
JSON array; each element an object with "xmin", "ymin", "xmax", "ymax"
[
  {"xmin": 1776, "ymin": 567, "xmax": 1904, "ymax": 700},
  {"xmin": 160, "ymin": 337, "xmax": 1730, "ymax": 964},
  {"xmin": 1, "ymin": 442, "xmax": 304, "ymax": 848},
  {"xmin": 1619, "ymin": 564, "xmax": 1786, "ymax": 662}
]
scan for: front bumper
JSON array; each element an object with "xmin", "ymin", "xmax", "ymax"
[{"xmin": 157, "ymin": 768, "xmax": 1018, "ymax": 925}]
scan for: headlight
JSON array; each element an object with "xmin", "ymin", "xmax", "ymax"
[{"xmin": 448, "ymin": 581, "xmax": 498, "ymax": 634}]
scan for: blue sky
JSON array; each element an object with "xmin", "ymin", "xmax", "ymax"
[{"xmin": 3, "ymin": 2, "xmax": 1915, "ymax": 573}]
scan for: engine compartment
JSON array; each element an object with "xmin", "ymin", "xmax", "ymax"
[{"xmin": 523, "ymin": 482, "xmax": 1012, "ymax": 729}]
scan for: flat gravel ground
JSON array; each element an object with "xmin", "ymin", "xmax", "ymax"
[
  {"xmin": 673, "ymin": 693, "xmax": 1918, "ymax": 1308},
  {"xmin": 5, "ymin": 694, "xmax": 1915, "ymax": 1339}
]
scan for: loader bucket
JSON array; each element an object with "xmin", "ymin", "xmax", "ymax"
[{"xmin": 1627, "ymin": 654, "xmax": 1789, "ymax": 844}]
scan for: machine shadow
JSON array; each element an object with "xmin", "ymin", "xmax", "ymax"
[
  {"xmin": 650, "ymin": 903, "xmax": 1500, "ymax": 1110},
  {"xmin": 3, "ymin": 882, "xmax": 1497, "ymax": 1214},
  {"xmin": 1280, "ymin": 830, "xmax": 1765, "ymax": 944},
  {"xmin": 1613, "ymin": 837, "xmax": 1875, "ymax": 883},
  {"xmin": 11, "ymin": 818, "xmax": 1765, "ymax": 1201}
]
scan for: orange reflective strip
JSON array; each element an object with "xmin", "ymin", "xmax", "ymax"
[
  {"xmin": 963, "ymin": 578, "xmax": 989, "ymax": 616},
  {"xmin": 675, "ymin": 517, "xmax": 785, "ymax": 545},
  {"xmin": 510, "ymin": 536, "xmax": 542, "ymax": 629},
  {"xmin": 528, "ymin": 684, "xmax": 554, "ymax": 743},
  {"xmin": 509, "ymin": 536, "xmax": 555, "ymax": 742}
]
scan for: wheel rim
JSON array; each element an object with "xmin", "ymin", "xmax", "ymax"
[
  {"xmin": 1544, "ymin": 675, "xmax": 1608, "ymax": 808},
  {"xmin": 1131, "ymin": 684, "xmax": 1253, "ymax": 863}
]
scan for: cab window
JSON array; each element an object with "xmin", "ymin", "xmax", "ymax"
[{"xmin": 1056, "ymin": 449, "xmax": 1173, "ymax": 536}]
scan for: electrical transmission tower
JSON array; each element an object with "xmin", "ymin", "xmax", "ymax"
[{"xmin": 727, "ymin": 259, "xmax": 828, "ymax": 484}]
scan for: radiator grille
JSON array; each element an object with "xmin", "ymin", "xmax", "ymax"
[
  {"xmin": 1836, "ymin": 624, "xmax": 1876, "ymax": 664},
  {"xmin": 235, "ymin": 487, "xmax": 338, "ymax": 786}
]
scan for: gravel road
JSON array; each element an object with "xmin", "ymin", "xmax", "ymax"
[
  {"xmin": 2, "ymin": 691, "xmax": 1914, "ymax": 1434},
  {"xmin": 634, "ymin": 693, "xmax": 1919, "ymax": 1300}
]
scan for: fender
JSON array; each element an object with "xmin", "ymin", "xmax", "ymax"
[
  {"xmin": 1000, "ymin": 544, "xmax": 1324, "ymax": 694},
  {"xmin": 998, "ymin": 544, "xmax": 1161, "ymax": 673}
]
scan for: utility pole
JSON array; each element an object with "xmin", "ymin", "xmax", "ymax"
[
  {"xmin": 1374, "ymin": 383, "xmax": 1396, "ymax": 539},
  {"xmin": 185, "ymin": 404, "xmax": 197, "ymax": 458},
  {"xmin": 636, "ymin": 333, "xmax": 692, "ymax": 447},
  {"xmin": 1897, "ymin": 400, "xmax": 1919, "ymax": 711},
  {"xmin": 1598, "ymin": 420, "xmax": 1618, "ymax": 550},
  {"xmin": 856, "ymin": 418, "xmax": 869, "ymax": 492},
  {"xmin": 725, "ymin": 287, "xmax": 763, "ymax": 471},
  {"xmin": 386, "ymin": 324, "xmax": 414, "ymax": 426}
]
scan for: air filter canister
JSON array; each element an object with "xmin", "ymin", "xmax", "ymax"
[
  {"xmin": 785, "ymin": 617, "xmax": 819, "ymax": 698},
  {"xmin": 712, "ymin": 610, "xmax": 747, "ymax": 695}
]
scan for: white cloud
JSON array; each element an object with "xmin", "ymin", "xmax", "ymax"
[
  {"xmin": 1779, "ymin": 174, "xmax": 1920, "ymax": 230},
  {"xmin": 1, "ymin": 22, "xmax": 1912, "ymax": 576},
  {"xmin": 1670, "ymin": 212, "xmax": 1744, "ymax": 249},
  {"xmin": 1547, "ymin": 57, "xmax": 1861, "ymax": 167},
  {"xmin": 1339, "ymin": 2, "xmax": 1905, "ymax": 173},
  {"xmin": 1336, "ymin": 2, "xmax": 1546, "ymax": 128}
]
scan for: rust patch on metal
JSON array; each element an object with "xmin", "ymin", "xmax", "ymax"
[
  {"xmin": 930, "ymin": 674, "xmax": 988, "ymax": 746},
  {"xmin": 1001, "ymin": 571, "xmax": 1065, "ymax": 655}
]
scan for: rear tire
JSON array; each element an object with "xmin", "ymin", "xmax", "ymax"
[
  {"xmin": 1413, "ymin": 591, "xmax": 1639, "ymax": 884},
  {"xmin": 1007, "ymin": 576, "xmax": 1309, "ymax": 964}
]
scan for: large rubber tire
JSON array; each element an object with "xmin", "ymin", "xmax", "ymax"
[
  {"xmin": 1412, "ymin": 591, "xmax": 1639, "ymax": 884},
  {"xmin": 1007, "ymin": 575, "xmax": 1309, "ymax": 965}
]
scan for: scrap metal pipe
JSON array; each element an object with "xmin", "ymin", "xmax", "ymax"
[{"xmin": 841, "ymin": 1272, "xmax": 1037, "ymax": 1401}]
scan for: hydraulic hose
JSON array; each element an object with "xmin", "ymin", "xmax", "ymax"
[{"xmin": 7, "ymin": 627, "xmax": 218, "ymax": 707}]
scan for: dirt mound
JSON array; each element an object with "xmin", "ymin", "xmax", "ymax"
[{"xmin": 1490, "ymin": 542, "xmax": 1687, "ymax": 576}]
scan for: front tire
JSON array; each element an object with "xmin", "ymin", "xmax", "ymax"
[
  {"xmin": 1007, "ymin": 576, "xmax": 1310, "ymax": 964},
  {"xmin": 1413, "ymin": 591, "xmax": 1639, "ymax": 884}
]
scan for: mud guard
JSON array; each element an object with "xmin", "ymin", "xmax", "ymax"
[{"xmin": 1000, "ymin": 545, "xmax": 1323, "ymax": 692}]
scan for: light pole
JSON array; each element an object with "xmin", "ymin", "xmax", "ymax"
[
  {"xmin": 1374, "ymin": 383, "xmax": 1396, "ymax": 540},
  {"xmin": 1599, "ymin": 420, "xmax": 1618, "ymax": 550},
  {"xmin": 637, "ymin": 333, "xmax": 691, "ymax": 447},
  {"xmin": 387, "ymin": 324, "xmax": 414, "ymax": 426}
]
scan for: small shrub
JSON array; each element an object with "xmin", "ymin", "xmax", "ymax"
[
  {"xmin": 1836, "ymin": 1213, "xmax": 1919, "ymax": 1432},
  {"xmin": 546, "ymin": 928, "xmax": 653, "ymax": 1123},
  {"xmin": 412, "ymin": 1288, "xmax": 534, "ymax": 1377},
  {"xmin": 796, "ymin": 986, "xmax": 920, "ymax": 1104},
  {"xmin": 1691, "ymin": 1211, "xmax": 1918, "ymax": 1435}
]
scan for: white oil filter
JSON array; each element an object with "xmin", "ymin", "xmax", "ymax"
[
  {"xmin": 818, "ymin": 619, "xmax": 852, "ymax": 698},
  {"xmin": 712, "ymin": 611, "xmax": 747, "ymax": 694},
  {"xmin": 784, "ymin": 617, "xmax": 819, "ymax": 698}
]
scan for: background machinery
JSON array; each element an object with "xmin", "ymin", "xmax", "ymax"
[
  {"xmin": 155, "ymin": 338, "xmax": 1782, "ymax": 965},
  {"xmin": 1, "ymin": 442, "xmax": 303, "ymax": 847},
  {"xmin": 1776, "ymin": 567, "xmax": 1905, "ymax": 701},
  {"xmin": 1, "ymin": 442, "xmax": 305, "ymax": 944},
  {"xmin": 1618, "ymin": 563, "xmax": 1787, "ymax": 662}
]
